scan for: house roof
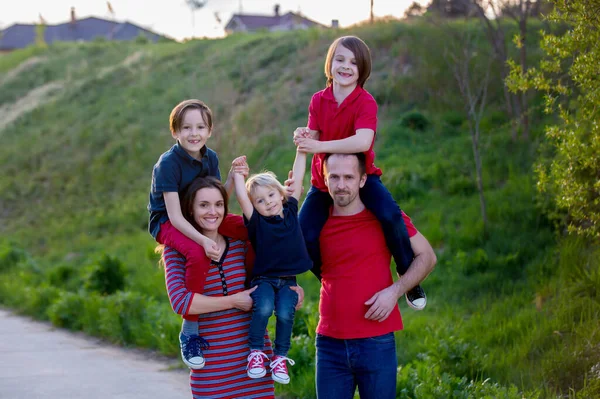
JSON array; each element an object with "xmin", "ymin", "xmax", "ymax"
[
  {"xmin": 0, "ymin": 17, "xmax": 166, "ymax": 51},
  {"xmin": 225, "ymin": 11, "xmax": 326, "ymax": 32}
]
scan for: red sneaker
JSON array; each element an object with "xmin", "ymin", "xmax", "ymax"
[
  {"xmin": 270, "ymin": 355, "xmax": 295, "ymax": 384},
  {"xmin": 247, "ymin": 350, "xmax": 268, "ymax": 379}
]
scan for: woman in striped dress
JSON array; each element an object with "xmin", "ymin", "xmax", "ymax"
[{"xmin": 162, "ymin": 176, "xmax": 303, "ymax": 399}]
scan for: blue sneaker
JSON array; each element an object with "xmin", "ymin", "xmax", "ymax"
[{"xmin": 179, "ymin": 333, "xmax": 209, "ymax": 369}]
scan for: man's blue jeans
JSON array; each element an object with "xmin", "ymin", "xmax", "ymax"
[
  {"xmin": 299, "ymin": 175, "xmax": 415, "ymax": 280},
  {"xmin": 315, "ymin": 333, "xmax": 398, "ymax": 399},
  {"xmin": 248, "ymin": 276, "xmax": 298, "ymax": 356}
]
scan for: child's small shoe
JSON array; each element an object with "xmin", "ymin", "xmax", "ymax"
[
  {"xmin": 247, "ymin": 350, "xmax": 268, "ymax": 378},
  {"xmin": 406, "ymin": 285, "xmax": 427, "ymax": 310},
  {"xmin": 270, "ymin": 355, "xmax": 295, "ymax": 384},
  {"xmin": 179, "ymin": 332, "xmax": 209, "ymax": 369}
]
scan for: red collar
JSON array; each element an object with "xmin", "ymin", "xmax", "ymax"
[{"xmin": 322, "ymin": 85, "xmax": 364, "ymax": 106}]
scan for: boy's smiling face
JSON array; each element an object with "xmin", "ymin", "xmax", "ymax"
[
  {"xmin": 331, "ymin": 44, "xmax": 359, "ymax": 89},
  {"xmin": 172, "ymin": 108, "xmax": 212, "ymax": 159}
]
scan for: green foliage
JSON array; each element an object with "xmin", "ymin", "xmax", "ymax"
[
  {"xmin": 134, "ymin": 34, "xmax": 150, "ymax": 45},
  {"xmin": 0, "ymin": 18, "xmax": 597, "ymax": 398},
  {"xmin": 83, "ymin": 254, "xmax": 126, "ymax": 295},
  {"xmin": 0, "ymin": 241, "xmax": 26, "ymax": 272},
  {"xmin": 396, "ymin": 362, "xmax": 532, "ymax": 399},
  {"xmin": 507, "ymin": 0, "xmax": 600, "ymax": 237},
  {"xmin": 400, "ymin": 110, "xmax": 430, "ymax": 131},
  {"xmin": 35, "ymin": 24, "xmax": 47, "ymax": 48}
]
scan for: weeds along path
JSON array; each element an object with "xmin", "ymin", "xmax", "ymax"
[{"xmin": 0, "ymin": 308, "xmax": 190, "ymax": 399}]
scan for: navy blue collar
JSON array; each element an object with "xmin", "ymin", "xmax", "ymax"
[{"xmin": 173, "ymin": 141, "xmax": 208, "ymax": 163}]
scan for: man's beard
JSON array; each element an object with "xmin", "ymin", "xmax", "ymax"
[{"xmin": 333, "ymin": 190, "xmax": 355, "ymax": 207}]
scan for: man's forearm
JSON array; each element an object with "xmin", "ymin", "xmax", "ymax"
[{"xmin": 392, "ymin": 246, "xmax": 436, "ymax": 299}]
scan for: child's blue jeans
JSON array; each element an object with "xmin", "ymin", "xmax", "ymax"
[
  {"xmin": 299, "ymin": 174, "xmax": 415, "ymax": 280},
  {"xmin": 248, "ymin": 276, "xmax": 298, "ymax": 356}
]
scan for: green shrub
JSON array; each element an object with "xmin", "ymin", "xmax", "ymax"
[
  {"xmin": 17, "ymin": 283, "xmax": 61, "ymax": 318},
  {"xmin": 396, "ymin": 360, "xmax": 534, "ymax": 399},
  {"xmin": 0, "ymin": 242, "xmax": 26, "ymax": 273},
  {"xmin": 83, "ymin": 254, "xmax": 126, "ymax": 295},
  {"xmin": 47, "ymin": 264, "xmax": 79, "ymax": 290},
  {"xmin": 48, "ymin": 291, "xmax": 86, "ymax": 330},
  {"xmin": 400, "ymin": 110, "xmax": 430, "ymax": 131},
  {"xmin": 454, "ymin": 248, "xmax": 489, "ymax": 276}
]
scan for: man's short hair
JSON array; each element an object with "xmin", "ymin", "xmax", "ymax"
[{"xmin": 323, "ymin": 153, "xmax": 367, "ymax": 176}]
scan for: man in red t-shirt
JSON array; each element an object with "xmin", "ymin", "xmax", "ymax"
[{"xmin": 315, "ymin": 153, "xmax": 437, "ymax": 399}]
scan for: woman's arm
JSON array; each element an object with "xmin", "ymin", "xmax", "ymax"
[
  {"xmin": 295, "ymin": 129, "xmax": 374, "ymax": 154},
  {"xmin": 163, "ymin": 247, "xmax": 256, "ymax": 315}
]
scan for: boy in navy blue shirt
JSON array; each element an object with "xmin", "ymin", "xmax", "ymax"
[
  {"xmin": 233, "ymin": 148, "xmax": 312, "ymax": 385},
  {"xmin": 148, "ymin": 99, "xmax": 247, "ymax": 370}
]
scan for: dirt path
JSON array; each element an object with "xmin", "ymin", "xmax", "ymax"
[{"xmin": 0, "ymin": 308, "xmax": 190, "ymax": 398}]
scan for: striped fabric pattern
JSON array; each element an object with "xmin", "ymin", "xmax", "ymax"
[{"xmin": 164, "ymin": 239, "xmax": 275, "ymax": 399}]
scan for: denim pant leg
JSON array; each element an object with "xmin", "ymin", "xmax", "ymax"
[
  {"xmin": 248, "ymin": 280, "xmax": 275, "ymax": 351},
  {"xmin": 273, "ymin": 279, "xmax": 299, "ymax": 356},
  {"xmin": 315, "ymin": 334, "xmax": 356, "ymax": 399},
  {"xmin": 360, "ymin": 175, "xmax": 415, "ymax": 274},
  {"xmin": 353, "ymin": 333, "xmax": 398, "ymax": 399},
  {"xmin": 298, "ymin": 186, "xmax": 333, "ymax": 280}
]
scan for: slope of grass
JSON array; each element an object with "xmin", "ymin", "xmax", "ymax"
[{"xmin": 0, "ymin": 19, "xmax": 598, "ymax": 398}]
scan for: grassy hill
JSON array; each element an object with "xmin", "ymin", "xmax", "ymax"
[{"xmin": 0, "ymin": 20, "xmax": 598, "ymax": 398}]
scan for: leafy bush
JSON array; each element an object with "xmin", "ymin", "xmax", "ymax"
[
  {"xmin": 83, "ymin": 254, "xmax": 126, "ymax": 295},
  {"xmin": 400, "ymin": 110, "xmax": 430, "ymax": 131},
  {"xmin": 47, "ymin": 264, "xmax": 79, "ymax": 290},
  {"xmin": 48, "ymin": 291, "xmax": 86, "ymax": 329},
  {"xmin": 0, "ymin": 241, "xmax": 26, "ymax": 273}
]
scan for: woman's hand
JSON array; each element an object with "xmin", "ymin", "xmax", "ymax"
[
  {"xmin": 232, "ymin": 286, "xmax": 257, "ymax": 312},
  {"xmin": 290, "ymin": 284, "xmax": 304, "ymax": 310}
]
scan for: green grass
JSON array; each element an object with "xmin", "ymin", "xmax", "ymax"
[{"xmin": 0, "ymin": 18, "xmax": 598, "ymax": 399}]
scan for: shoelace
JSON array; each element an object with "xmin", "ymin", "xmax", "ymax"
[
  {"xmin": 407, "ymin": 286, "xmax": 425, "ymax": 300},
  {"xmin": 247, "ymin": 350, "xmax": 268, "ymax": 367},
  {"xmin": 271, "ymin": 356, "xmax": 295, "ymax": 373},
  {"xmin": 186, "ymin": 335, "xmax": 210, "ymax": 356}
]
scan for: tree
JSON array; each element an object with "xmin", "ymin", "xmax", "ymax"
[
  {"xmin": 465, "ymin": 0, "xmax": 521, "ymax": 140},
  {"xmin": 507, "ymin": 0, "xmax": 600, "ymax": 237},
  {"xmin": 35, "ymin": 14, "xmax": 47, "ymax": 47},
  {"xmin": 464, "ymin": 0, "xmax": 549, "ymax": 141},
  {"xmin": 427, "ymin": 0, "xmax": 478, "ymax": 18},
  {"xmin": 445, "ymin": 26, "xmax": 492, "ymax": 232},
  {"xmin": 186, "ymin": 0, "xmax": 208, "ymax": 37},
  {"xmin": 405, "ymin": 1, "xmax": 426, "ymax": 18},
  {"xmin": 499, "ymin": 0, "xmax": 540, "ymax": 140}
]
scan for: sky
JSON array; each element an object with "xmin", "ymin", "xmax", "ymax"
[{"xmin": 1, "ymin": 0, "xmax": 430, "ymax": 41}]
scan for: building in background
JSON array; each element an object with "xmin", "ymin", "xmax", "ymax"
[
  {"xmin": 224, "ymin": 4, "xmax": 330, "ymax": 35},
  {"xmin": 0, "ymin": 7, "xmax": 167, "ymax": 52}
]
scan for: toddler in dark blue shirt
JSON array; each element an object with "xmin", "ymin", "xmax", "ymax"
[{"xmin": 233, "ymin": 148, "xmax": 312, "ymax": 385}]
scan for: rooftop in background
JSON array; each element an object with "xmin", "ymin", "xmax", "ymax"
[
  {"xmin": 224, "ymin": 4, "xmax": 334, "ymax": 35},
  {"xmin": 0, "ymin": 9, "xmax": 168, "ymax": 52}
]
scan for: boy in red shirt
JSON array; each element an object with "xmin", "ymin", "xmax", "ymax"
[{"xmin": 293, "ymin": 35, "xmax": 427, "ymax": 310}]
